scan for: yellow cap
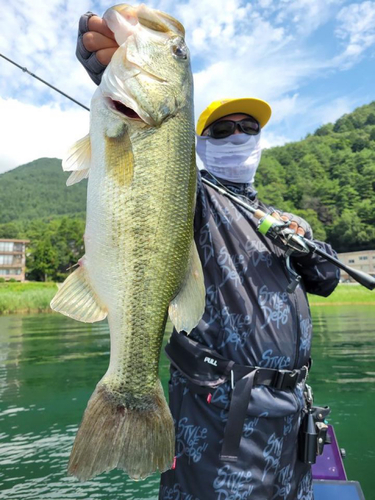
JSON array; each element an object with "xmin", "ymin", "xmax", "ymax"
[{"xmin": 196, "ymin": 98, "xmax": 272, "ymax": 136}]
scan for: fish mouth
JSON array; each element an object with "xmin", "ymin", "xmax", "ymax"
[{"xmin": 107, "ymin": 98, "xmax": 143, "ymax": 121}]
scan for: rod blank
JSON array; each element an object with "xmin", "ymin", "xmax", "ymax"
[{"xmin": 0, "ymin": 53, "xmax": 90, "ymax": 111}]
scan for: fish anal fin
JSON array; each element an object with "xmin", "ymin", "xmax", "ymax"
[
  {"xmin": 168, "ymin": 242, "xmax": 205, "ymax": 334},
  {"xmin": 50, "ymin": 265, "xmax": 107, "ymax": 323}
]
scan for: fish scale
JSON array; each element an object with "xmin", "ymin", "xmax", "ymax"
[{"xmin": 92, "ymin": 118, "xmax": 195, "ymax": 390}]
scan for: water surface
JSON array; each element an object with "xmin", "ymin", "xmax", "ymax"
[{"xmin": 0, "ymin": 307, "xmax": 374, "ymax": 499}]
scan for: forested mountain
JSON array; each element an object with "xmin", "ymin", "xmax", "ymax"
[
  {"xmin": 0, "ymin": 158, "xmax": 87, "ymax": 224},
  {"xmin": 0, "ymin": 101, "xmax": 374, "ymax": 280},
  {"xmin": 256, "ymin": 101, "xmax": 375, "ymax": 251}
]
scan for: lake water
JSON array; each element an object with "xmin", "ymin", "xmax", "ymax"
[{"xmin": 0, "ymin": 307, "xmax": 374, "ymax": 500}]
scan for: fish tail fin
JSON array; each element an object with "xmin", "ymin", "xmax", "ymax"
[{"xmin": 68, "ymin": 380, "xmax": 174, "ymax": 481}]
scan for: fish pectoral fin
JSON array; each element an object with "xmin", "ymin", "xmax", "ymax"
[
  {"xmin": 50, "ymin": 265, "xmax": 107, "ymax": 323},
  {"xmin": 168, "ymin": 242, "xmax": 205, "ymax": 334},
  {"xmin": 62, "ymin": 134, "xmax": 91, "ymax": 186},
  {"xmin": 66, "ymin": 169, "xmax": 90, "ymax": 186}
]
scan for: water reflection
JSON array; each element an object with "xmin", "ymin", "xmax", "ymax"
[
  {"xmin": 0, "ymin": 308, "xmax": 374, "ymax": 499},
  {"xmin": 309, "ymin": 306, "xmax": 375, "ymax": 485}
]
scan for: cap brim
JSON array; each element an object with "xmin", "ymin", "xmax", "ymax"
[{"xmin": 198, "ymin": 98, "xmax": 272, "ymax": 135}]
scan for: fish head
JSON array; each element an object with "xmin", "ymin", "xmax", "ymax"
[{"xmin": 99, "ymin": 4, "xmax": 193, "ymax": 126}]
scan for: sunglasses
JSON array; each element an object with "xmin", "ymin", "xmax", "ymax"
[{"xmin": 206, "ymin": 117, "xmax": 260, "ymax": 139}]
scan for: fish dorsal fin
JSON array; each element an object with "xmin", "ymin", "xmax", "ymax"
[
  {"xmin": 168, "ymin": 242, "xmax": 205, "ymax": 334},
  {"xmin": 62, "ymin": 134, "xmax": 91, "ymax": 186},
  {"xmin": 50, "ymin": 265, "xmax": 107, "ymax": 323}
]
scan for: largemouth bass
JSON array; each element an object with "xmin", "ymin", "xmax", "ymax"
[{"xmin": 50, "ymin": 3, "xmax": 205, "ymax": 482}]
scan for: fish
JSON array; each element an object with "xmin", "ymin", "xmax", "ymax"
[{"xmin": 50, "ymin": 3, "xmax": 205, "ymax": 482}]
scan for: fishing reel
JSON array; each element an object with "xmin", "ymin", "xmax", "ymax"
[
  {"xmin": 256, "ymin": 212, "xmax": 310, "ymax": 292},
  {"xmin": 256, "ymin": 211, "xmax": 310, "ymax": 253}
]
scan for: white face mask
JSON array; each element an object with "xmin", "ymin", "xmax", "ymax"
[{"xmin": 196, "ymin": 132, "xmax": 262, "ymax": 184}]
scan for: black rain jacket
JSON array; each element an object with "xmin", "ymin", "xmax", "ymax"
[{"xmin": 159, "ymin": 170, "xmax": 339, "ymax": 500}]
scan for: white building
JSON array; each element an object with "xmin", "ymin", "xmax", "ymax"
[
  {"xmin": 337, "ymin": 249, "xmax": 375, "ymax": 282},
  {"xmin": 0, "ymin": 239, "xmax": 29, "ymax": 281}
]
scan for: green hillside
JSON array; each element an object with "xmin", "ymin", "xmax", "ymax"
[{"xmin": 0, "ymin": 157, "xmax": 87, "ymax": 224}]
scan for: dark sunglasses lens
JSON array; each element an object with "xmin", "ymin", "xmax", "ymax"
[
  {"xmin": 210, "ymin": 121, "xmax": 235, "ymax": 138},
  {"xmin": 240, "ymin": 119, "xmax": 260, "ymax": 135}
]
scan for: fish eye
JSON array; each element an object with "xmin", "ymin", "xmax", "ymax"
[{"xmin": 171, "ymin": 39, "xmax": 188, "ymax": 60}]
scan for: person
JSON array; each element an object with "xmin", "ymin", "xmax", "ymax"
[{"xmin": 76, "ymin": 12, "xmax": 340, "ymax": 499}]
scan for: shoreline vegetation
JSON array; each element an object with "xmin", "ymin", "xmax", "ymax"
[
  {"xmin": 0, "ymin": 282, "xmax": 57, "ymax": 315},
  {"xmin": 0, "ymin": 282, "xmax": 374, "ymax": 316}
]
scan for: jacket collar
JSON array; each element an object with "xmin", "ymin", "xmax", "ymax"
[{"xmin": 201, "ymin": 169, "xmax": 258, "ymax": 201}]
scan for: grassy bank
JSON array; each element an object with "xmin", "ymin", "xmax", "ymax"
[
  {"xmin": 0, "ymin": 282, "xmax": 374, "ymax": 315},
  {"xmin": 308, "ymin": 283, "xmax": 375, "ymax": 306},
  {"xmin": 0, "ymin": 282, "xmax": 57, "ymax": 315}
]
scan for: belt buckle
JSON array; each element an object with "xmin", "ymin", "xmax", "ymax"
[
  {"xmin": 230, "ymin": 369, "xmax": 235, "ymax": 390},
  {"xmin": 274, "ymin": 369, "xmax": 297, "ymax": 390}
]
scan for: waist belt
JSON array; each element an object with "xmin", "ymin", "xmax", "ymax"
[{"xmin": 165, "ymin": 331, "xmax": 308, "ymax": 462}]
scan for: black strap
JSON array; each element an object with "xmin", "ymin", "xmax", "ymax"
[
  {"xmin": 219, "ymin": 367, "xmax": 307, "ymax": 461},
  {"xmin": 220, "ymin": 369, "xmax": 257, "ymax": 461},
  {"xmin": 166, "ymin": 331, "xmax": 307, "ymax": 391}
]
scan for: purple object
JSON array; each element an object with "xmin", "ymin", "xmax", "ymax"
[{"xmin": 312, "ymin": 425, "xmax": 347, "ymax": 481}]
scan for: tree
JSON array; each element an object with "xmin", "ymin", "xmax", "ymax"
[
  {"xmin": 3, "ymin": 102, "xmax": 375, "ymax": 259},
  {"xmin": 351, "ymin": 136, "xmax": 369, "ymax": 153},
  {"xmin": 21, "ymin": 217, "xmax": 85, "ymax": 282},
  {"xmin": 314, "ymin": 123, "xmax": 334, "ymax": 136},
  {"xmin": 333, "ymin": 116, "xmax": 355, "ymax": 133},
  {"xmin": 292, "ymin": 209, "xmax": 327, "ymax": 241},
  {"xmin": 328, "ymin": 210, "xmax": 375, "ymax": 252},
  {"xmin": 365, "ymin": 113, "xmax": 375, "ymax": 125},
  {"xmin": 27, "ymin": 236, "xmax": 58, "ymax": 282}
]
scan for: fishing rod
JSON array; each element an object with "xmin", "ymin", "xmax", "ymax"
[
  {"xmin": 2, "ymin": 53, "xmax": 374, "ymax": 291},
  {"xmin": 0, "ymin": 53, "xmax": 90, "ymax": 111}
]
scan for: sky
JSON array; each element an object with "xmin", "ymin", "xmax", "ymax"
[{"xmin": 0, "ymin": 0, "xmax": 375, "ymax": 173}]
